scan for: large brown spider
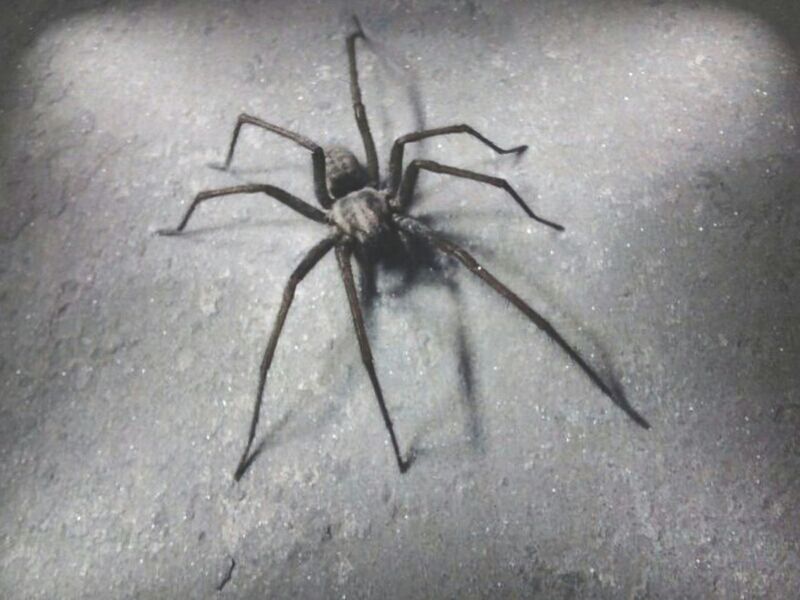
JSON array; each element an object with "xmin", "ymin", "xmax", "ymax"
[{"xmin": 159, "ymin": 18, "xmax": 649, "ymax": 480}]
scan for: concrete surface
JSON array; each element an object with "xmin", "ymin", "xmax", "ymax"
[{"xmin": 1, "ymin": 0, "xmax": 799, "ymax": 598}]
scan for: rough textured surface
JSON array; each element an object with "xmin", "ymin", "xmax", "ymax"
[{"xmin": 1, "ymin": 0, "xmax": 799, "ymax": 598}]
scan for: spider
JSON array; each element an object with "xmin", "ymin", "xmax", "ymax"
[{"xmin": 158, "ymin": 17, "xmax": 649, "ymax": 480}]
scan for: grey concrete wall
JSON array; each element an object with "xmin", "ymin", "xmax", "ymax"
[{"xmin": 1, "ymin": 1, "xmax": 798, "ymax": 598}]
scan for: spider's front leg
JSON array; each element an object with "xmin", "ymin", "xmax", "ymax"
[
  {"xmin": 386, "ymin": 124, "xmax": 528, "ymax": 193},
  {"xmin": 234, "ymin": 234, "xmax": 339, "ymax": 481},
  {"xmin": 156, "ymin": 184, "xmax": 327, "ymax": 235},
  {"xmin": 347, "ymin": 16, "xmax": 380, "ymax": 187},
  {"xmin": 336, "ymin": 243, "xmax": 411, "ymax": 473},
  {"xmin": 395, "ymin": 159, "xmax": 564, "ymax": 232}
]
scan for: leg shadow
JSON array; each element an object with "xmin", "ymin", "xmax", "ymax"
[{"xmin": 352, "ymin": 220, "xmax": 492, "ymax": 466}]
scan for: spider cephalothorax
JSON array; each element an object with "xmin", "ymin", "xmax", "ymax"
[
  {"xmin": 329, "ymin": 188, "xmax": 391, "ymax": 244},
  {"xmin": 159, "ymin": 17, "xmax": 649, "ymax": 481}
]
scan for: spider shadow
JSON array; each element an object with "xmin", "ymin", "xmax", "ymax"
[
  {"xmin": 426, "ymin": 207, "xmax": 650, "ymax": 430},
  {"xmin": 356, "ymin": 212, "xmax": 649, "ymax": 459},
  {"xmin": 233, "ymin": 410, "xmax": 292, "ymax": 482},
  {"xmin": 354, "ymin": 15, "xmax": 428, "ymax": 145},
  {"xmin": 353, "ymin": 216, "xmax": 488, "ymax": 461}
]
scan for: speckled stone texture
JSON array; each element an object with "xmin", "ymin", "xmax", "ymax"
[{"xmin": 1, "ymin": 0, "xmax": 799, "ymax": 598}]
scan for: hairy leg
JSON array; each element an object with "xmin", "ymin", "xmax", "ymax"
[
  {"xmin": 396, "ymin": 159, "xmax": 564, "ymax": 231},
  {"xmin": 157, "ymin": 184, "xmax": 328, "ymax": 235},
  {"xmin": 234, "ymin": 234, "xmax": 339, "ymax": 481},
  {"xmin": 386, "ymin": 124, "xmax": 527, "ymax": 193},
  {"xmin": 395, "ymin": 215, "xmax": 650, "ymax": 429},
  {"xmin": 336, "ymin": 243, "xmax": 410, "ymax": 472},
  {"xmin": 215, "ymin": 114, "xmax": 333, "ymax": 208},
  {"xmin": 347, "ymin": 17, "xmax": 380, "ymax": 187}
]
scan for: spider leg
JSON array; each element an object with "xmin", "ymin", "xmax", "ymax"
[
  {"xmin": 216, "ymin": 114, "xmax": 334, "ymax": 208},
  {"xmin": 157, "ymin": 184, "xmax": 327, "ymax": 235},
  {"xmin": 394, "ymin": 215, "xmax": 650, "ymax": 429},
  {"xmin": 347, "ymin": 16, "xmax": 380, "ymax": 187},
  {"xmin": 396, "ymin": 159, "xmax": 564, "ymax": 232},
  {"xmin": 386, "ymin": 124, "xmax": 527, "ymax": 193},
  {"xmin": 234, "ymin": 234, "xmax": 339, "ymax": 481},
  {"xmin": 336, "ymin": 243, "xmax": 410, "ymax": 473}
]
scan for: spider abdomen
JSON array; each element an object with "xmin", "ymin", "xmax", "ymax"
[
  {"xmin": 330, "ymin": 188, "xmax": 391, "ymax": 244},
  {"xmin": 325, "ymin": 146, "xmax": 368, "ymax": 198}
]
